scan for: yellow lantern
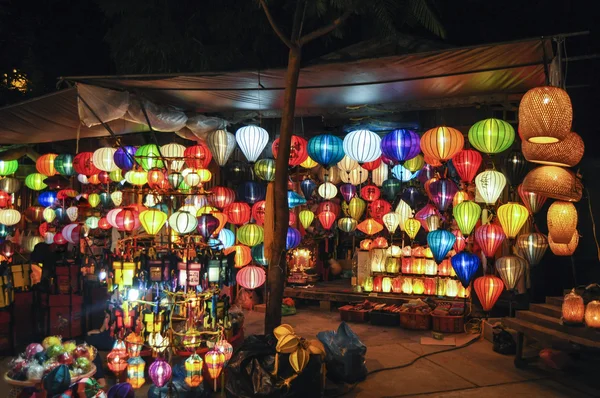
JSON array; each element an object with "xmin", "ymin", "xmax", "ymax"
[
  {"xmin": 404, "ymin": 218, "xmax": 421, "ymax": 240},
  {"xmin": 43, "ymin": 207, "xmax": 56, "ymax": 223},
  {"xmin": 385, "ymin": 257, "xmax": 399, "ymax": 273},
  {"xmin": 445, "ymin": 279, "xmax": 459, "ymax": 297},
  {"xmin": 237, "ymin": 224, "xmax": 264, "ymax": 246},
  {"xmin": 395, "ymin": 200, "xmax": 412, "ymax": 232},
  {"xmin": 111, "ymin": 191, "xmax": 123, "ymax": 206},
  {"xmin": 0, "ymin": 209, "xmax": 21, "ymax": 226},
  {"xmin": 452, "ymin": 191, "xmax": 471, "ymax": 207},
  {"xmin": 412, "ymin": 278, "xmax": 425, "ymax": 294},
  {"xmin": 426, "ymin": 215, "xmax": 440, "ymax": 232},
  {"xmin": 341, "ymin": 166, "xmax": 368, "ymax": 185},
  {"xmin": 125, "ymin": 170, "xmax": 148, "ymax": 186},
  {"xmin": 386, "ymin": 245, "xmax": 402, "ymax": 258},
  {"xmin": 300, "ymin": 156, "xmax": 318, "ymax": 169},
  {"xmin": 113, "ymin": 261, "xmax": 136, "ymax": 287},
  {"xmin": 110, "ymin": 169, "xmax": 123, "ymax": 182},
  {"xmin": 405, "ymin": 154, "xmax": 425, "ymax": 172},
  {"xmin": 88, "ymin": 193, "xmax": 100, "ymax": 208},
  {"xmin": 562, "ymin": 289, "xmax": 584, "ymax": 324},
  {"xmin": 127, "ymin": 356, "xmax": 146, "ymax": 389},
  {"xmin": 299, "ymin": 210, "xmax": 315, "ymax": 229},
  {"xmin": 359, "ymin": 239, "xmax": 372, "ymax": 251},
  {"xmin": 148, "ymin": 331, "xmax": 169, "ymax": 355},
  {"xmin": 453, "ymin": 201, "xmax": 481, "ymax": 236},
  {"xmin": 372, "ymin": 162, "xmax": 388, "ymax": 187},
  {"xmin": 475, "ymin": 170, "xmax": 506, "ymax": 204},
  {"xmin": 92, "ymin": 147, "xmax": 118, "ymax": 172},
  {"xmin": 381, "ymin": 277, "xmax": 392, "ymax": 293},
  {"xmin": 549, "ymin": 230, "xmax": 579, "ymax": 256},
  {"xmin": 402, "ymin": 278, "xmax": 413, "ymax": 294},
  {"xmin": 337, "ymin": 155, "xmax": 359, "ymax": 174},
  {"xmin": 547, "ymin": 201, "xmax": 577, "ymax": 244},
  {"xmin": 457, "ymin": 285, "xmax": 470, "ymax": 298},
  {"xmin": 519, "ymin": 86, "xmax": 572, "ymax": 144},
  {"xmin": 25, "ymin": 173, "xmax": 47, "ymax": 191},
  {"xmin": 338, "ymin": 217, "xmax": 357, "ymax": 233},
  {"xmin": 497, "ymin": 202, "xmax": 529, "ymax": 239},
  {"xmin": 412, "ymin": 258, "xmax": 425, "ymax": 274},
  {"xmin": 363, "ymin": 277, "xmax": 374, "ymax": 292},
  {"xmin": 185, "ymin": 353, "xmax": 204, "ymax": 387},
  {"xmin": 424, "ymin": 259, "xmax": 438, "ymax": 275},
  {"xmin": 197, "ymin": 168, "xmax": 212, "ymax": 183},
  {"xmin": 585, "ymin": 301, "xmax": 600, "ymax": 329},
  {"xmin": 139, "ymin": 209, "xmax": 168, "ymax": 235},
  {"xmin": 348, "ymin": 197, "xmax": 366, "ymax": 220},
  {"xmin": 370, "ymin": 248, "xmax": 387, "ymax": 273}
]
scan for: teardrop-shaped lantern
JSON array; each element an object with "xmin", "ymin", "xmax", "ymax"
[
  {"xmin": 318, "ymin": 211, "xmax": 336, "ymax": 230},
  {"xmin": 502, "ymin": 150, "xmax": 528, "ymax": 186},
  {"xmin": 496, "ymin": 256, "xmax": 526, "ymax": 290},
  {"xmin": 427, "ymin": 230, "xmax": 456, "ymax": 264},
  {"xmin": 299, "ymin": 210, "xmax": 315, "ymax": 230},
  {"xmin": 382, "ymin": 178, "xmax": 402, "ymax": 201},
  {"xmin": 395, "ymin": 200, "xmax": 413, "ymax": 232},
  {"xmin": 300, "ymin": 179, "xmax": 317, "ymax": 200},
  {"xmin": 207, "ymin": 129, "xmax": 236, "ymax": 166},
  {"xmin": 338, "ymin": 217, "xmax": 358, "ymax": 233},
  {"xmin": 343, "ymin": 130, "xmax": 381, "ymax": 163},
  {"xmin": 452, "ymin": 149, "xmax": 482, "ymax": 183},
  {"xmin": 404, "ymin": 218, "xmax": 421, "ymax": 240},
  {"xmin": 516, "ymin": 232, "xmax": 548, "ymax": 265},
  {"xmin": 339, "ymin": 184, "xmax": 357, "ymax": 202},
  {"xmin": 348, "ymin": 197, "xmax": 367, "ymax": 221},
  {"xmin": 382, "ymin": 212, "xmax": 400, "ymax": 234},
  {"xmin": 235, "ymin": 125, "xmax": 269, "ymax": 163},
  {"xmin": 474, "ymin": 275, "xmax": 504, "ymax": 312},
  {"xmin": 497, "ymin": 202, "xmax": 529, "ymax": 239},
  {"xmin": 453, "ymin": 201, "xmax": 481, "ymax": 236},
  {"xmin": 451, "ymin": 251, "xmax": 480, "ymax": 288},
  {"xmin": 340, "ymin": 166, "xmax": 369, "ymax": 185},
  {"xmin": 139, "ymin": 209, "xmax": 168, "ymax": 235},
  {"xmin": 517, "ymin": 184, "xmax": 546, "ymax": 214},
  {"xmin": 474, "ymin": 224, "xmax": 506, "ymax": 258},
  {"xmin": 198, "ymin": 214, "xmax": 220, "ymax": 239},
  {"xmin": 475, "ymin": 170, "xmax": 506, "ymax": 204},
  {"xmin": 429, "ymin": 178, "xmax": 458, "ymax": 212},
  {"xmin": 360, "ymin": 184, "xmax": 380, "ymax": 202}
]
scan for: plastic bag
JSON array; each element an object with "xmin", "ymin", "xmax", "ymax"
[
  {"xmin": 225, "ymin": 335, "xmax": 323, "ymax": 398},
  {"xmin": 492, "ymin": 326, "xmax": 516, "ymax": 355},
  {"xmin": 317, "ymin": 322, "xmax": 367, "ymax": 383}
]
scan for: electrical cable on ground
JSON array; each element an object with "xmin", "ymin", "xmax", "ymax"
[{"xmin": 326, "ymin": 331, "xmax": 482, "ymax": 397}]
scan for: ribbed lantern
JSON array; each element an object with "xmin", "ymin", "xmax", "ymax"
[
  {"xmin": 66, "ymin": 206, "xmax": 78, "ymax": 222},
  {"xmin": 343, "ymin": 129, "xmax": 381, "ymax": 163},
  {"xmin": 92, "ymin": 147, "xmax": 118, "ymax": 172},
  {"xmin": 25, "ymin": 173, "xmax": 48, "ymax": 191},
  {"xmin": 37, "ymin": 191, "xmax": 57, "ymax": 207},
  {"xmin": 235, "ymin": 125, "xmax": 269, "ymax": 162},
  {"xmin": 208, "ymin": 186, "xmax": 235, "ymax": 210},
  {"xmin": 404, "ymin": 218, "xmax": 421, "ymax": 240},
  {"xmin": 517, "ymin": 184, "xmax": 547, "ymax": 214},
  {"xmin": 420, "ymin": 126, "xmax": 464, "ymax": 162},
  {"xmin": 338, "ymin": 217, "xmax": 358, "ymax": 233},
  {"xmin": 453, "ymin": 201, "xmax": 481, "ymax": 236},
  {"xmin": 207, "ymin": 129, "xmax": 236, "ymax": 166},
  {"xmin": 148, "ymin": 358, "xmax": 171, "ymax": 388},
  {"xmin": 475, "ymin": 170, "xmax": 506, "ymax": 205},
  {"xmin": 135, "ymin": 144, "xmax": 164, "ymax": 171},
  {"xmin": 51, "ymin": 154, "xmax": 74, "ymax": 176},
  {"xmin": 474, "ymin": 223, "xmax": 506, "ymax": 258},
  {"xmin": 272, "ymin": 135, "xmax": 308, "ymax": 167},
  {"xmin": 549, "ymin": 231, "xmax": 579, "ymax": 256},
  {"xmin": 496, "ymin": 256, "xmax": 527, "ymax": 290},
  {"xmin": 502, "ymin": 150, "xmax": 528, "ymax": 187},
  {"xmin": 547, "ymin": 201, "xmax": 577, "ymax": 243},
  {"xmin": 404, "ymin": 154, "xmax": 424, "ymax": 173},
  {"xmin": 73, "ymin": 152, "xmax": 99, "ymax": 176},
  {"xmin": 161, "ymin": 142, "xmax": 186, "ymax": 172},
  {"xmin": 522, "ymin": 166, "xmax": 582, "ymax": 202},
  {"xmin": 516, "ymin": 232, "xmax": 548, "ymax": 265},
  {"xmin": 0, "ymin": 209, "xmax": 21, "ymax": 226},
  {"xmin": 237, "ymin": 265, "xmax": 266, "ymax": 289},
  {"xmin": 139, "ymin": 209, "xmax": 167, "ymax": 235},
  {"xmin": 382, "ymin": 212, "xmax": 400, "ymax": 234},
  {"xmin": 395, "ymin": 200, "xmax": 413, "ymax": 232},
  {"xmin": 125, "ymin": 170, "xmax": 148, "ymax": 186},
  {"xmin": 225, "ymin": 244, "xmax": 252, "ymax": 267},
  {"xmin": 381, "ymin": 178, "xmax": 401, "ymax": 202},
  {"xmin": 251, "ymin": 243, "xmax": 268, "ymax": 265},
  {"xmin": 110, "ymin": 169, "xmax": 124, "ymax": 182},
  {"xmin": 391, "ymin": 164, "xmax": 419, "ymax": 182},
  {"xmin": 218, "ymin": 228, "xmax": 235, "ymax": 250},
  {"xmin": 380, "ymin": 129, "xmax": 420, "ymax": 163},
  {"xmin": 35, "ymin": 153, "xmax": 57, "ymax": 176},
  {"xmin": 337, "ymin": 156, "xmax": 359, "ymax": 174},
  {"xmin": 562, "ymin": 289, "xmax": 584, "ymax": 324},
  {"xmin": 363, "ymin": 157, "xmax": 382, "ymax": 171},
  {"xmin": 429, "ymin": 179, "xmax": 458, "ymax": 212},
  {"xmin": 497, "ymin": 202, "xmax": 529, "ymax": 239},
  {"xmin": 307, "ymin": 134, "xmax": 345, "ymax": 168},
  {"xmin": 299, "ymin": 210, "xmax": 315, "ymax": 230},
  {"xmin": 357, "ymin": 218, "xmax": 383, "ymax": 236},
  {"xmin": 341, "ymin": 166, "xmax": 369, "ymax": 185},
  {"xmin": 451, "ymin": 251, "xmax": 480, "ymax": 288},
  {"xmin": 254, "ymin": 159, "xmax": 276, "ymax": 182},
  {"xmin": 360, "ymin": 184, "xmax": 380, "ymax": 202},
  {"xmin": 348, "ymin": 197, "xmax": 366, "ymax": 221},
  {"xmin": 318, "ymin": 182, "xmax": 338, "ymax": 200},
  {"xmin": 184, "ymin": 142, "xmax": 212, "ymax": 169},
  {"xmin": 452, "ymin": 149, "xmax": 482, "ymax": 184},
  {"xmin": 115, "ymin": 208, "xmax": 140, "ymax": 232},
  {"xmin": 0, "ymin": 160, "xmax": 18, "ymax": 176},
  {"xmin": 474, "ymin": 275, "xmax": 504, "ymax": 312},
  {"xmin": 168, "ymin": 211, "xmax": 197, "ymax": 234},
  {"xmin": 114, "ymin": 146, "xmax": 137, "ymax": 171},
  {"xmin": 519, "ymin": 86, "xmax": 572, "ymax": 143},
  {"xmin": 372, "ymin": 162, "xmax": 389, "ymax": 187},
  {"xmin": 318, "ymin": 211, "xmax": 336, "ymax": 230},
  {"xmin": 286, "ymin": 227, "xmax": 301, "ymax": 250},
  {"xmin": 522, "ymin": 131, "xmax": 584, "ymax": 167},
  {"xmin": 225, "ymin": 202, "xmax": 251, "ymax": 225},
  {"xmin": 427, "ymin": 230, "xmax": 456, "ymax": 264},
  {"xmin": 339, "ymin": 184, "xmax": 356, "ymax": 203},
  {"xmin": 146, "ymin": 169, "xmax": 165, "ymax": 190},
  {"xmin": 237, "ymin": 224, "xmax": 264, "ymax": 247},
  {"xmin": 468, "ymin": 118, "xmax": 515, "ymax": 154}
]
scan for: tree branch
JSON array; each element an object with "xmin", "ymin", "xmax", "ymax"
[
  {"xmin": 290, "ymin": 0, "xmax": 307, "ymax": 42},
  {"xmin": 259, "ymin": 0, "xmax": 294, "ymax": 49},
  {"xmin": 298, "ymin": 8, "xmax": 353, "ymax": 46}
]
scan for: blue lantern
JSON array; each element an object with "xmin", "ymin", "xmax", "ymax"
[
  {"xmin": 451, "ymin": 251, "xmax": 480, "ymax": 288},
  {"xmin": 236, "ymin": 181, "xmax": 266, "ymax": 204},
  {"xmin": 401, "ymin": 186, "xmax": 424, "ymax": 209},
  {"xmin": 114, "ymin": 146, "xmax": 137, "ymax": 171},
  {"xmin": 37, "ymin": 191, "xmax": 57, "ymax": 207},
  {"xmin": 380, "ymin": 129, "xmax": 421, "ymax": 163},
  {"xmin": 252, "ymin": 243, "xmax": 268, "ymax": 266},
  {"xmin": 286, "ymin": 227, "xmax": 301, "ymax": 250},
  {"xmin": 54, "ymin": 208, "xmax": 68, "ymax": 223},
  {"xmin": 218, "ymin": 228, "xmax": 235, "ymax": 250},
  {"xmin": 391, "ymin": 164, "xmax": 420, "ymax": 182},
  {"xmin": 382, "ymin": 178, "xmax": 402, "ymax": 201},
  {"xmin": 307, "ymin": 134, "xmax": 345, "ymax": 168},
  {"xmin": 99, "ymin": 192, "xmax": 112, "ymax": 207},
  {"xmin": 427, "ymin": 230, "xmax": 456, "ymax": 264},
  {"xmin": 0, "ymin": 224, "xmax": 11, "ymax": 238},
  {"xmin": 300, "ymin": 179, "xmax": 317, "ymax": 199},
  {"xmin": 288, "ymin": 191, "xmax": 306, "ymax": 208}
]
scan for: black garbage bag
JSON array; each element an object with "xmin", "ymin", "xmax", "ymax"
[
  {"xmin": 148, "ymin": 380, "xmax": 208, "ymax": 398},
  {"xmin": 317, "ymin": 322, "xmax": 367, "ymax": 383},
  {"xmin": 225, "ymin": 335, "xmax": 323, "ymax": 398},
  {"xmin": 493, "ymin": 326, "xmax": 516, "ymax": 355}
]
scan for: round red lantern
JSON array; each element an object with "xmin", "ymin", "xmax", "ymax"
[
  {"xmin": 452, "ymin": 149, "xmax": 482, "ymax": 184},
  {"xmin": 251, "ymin": 201, "xmax": 266, "ymax": 225},
  {"xmin": 39, "ymin": 222, "xmax": 49, "ymax": 236},
  {"xmin": 372, "ymin": 276, "xmax": 383, "ymax": 292},
  {"xmin": 236, "ymin": 265, "xmax": 266, "ymax": 289},
  {"xmin": 147, "ymin": 169, "xmax": 165, "ymax": 189},
  {"xmin": 184, "ymin": 143, "xmax": 212, "ymax": 169},
  {"xmin": 115, "ymin": 208, "xmax": 140, "ymax": 232},
  {"xmin": 360, "ymin": 185, "xmax": 380, "ymax": 202},
  {"xmin": 474, "ymin": 224, "xmax": 506, "ymax": 258},
  {"xmin": 25, "ymin": 206, "xmax": 45, "ymax": 223},
  {"xmin": 424, "ymin": 278, "xmax": 436, "ymax": 295},
  {"xmin": 99, "ymin": 217, "xmax": 111, "ymax": 230},
  {"xmin": 0, "ymin": 191, "xmax": 11, "ymax": 208},
  {"xmin": 369, "ymin": 199, "xmax": 392, "ymax": 222},
  {"xmin": 209, "ymin": 187, "xmax": 236, "ymax": 210},
  {"xmin": 362, "ymin": 157, "xmax": 382, "ymax": 172},
  {"xmin": 224, "ymin": 202, "xmax": 251, "ymax": 226},
  {"xmin": 36, "ymin": 154, "xmax": 58, "ymax": 177},
  {"xmin": 318, "ymin": 211, "xmax": 336, "ymax": 230},
  {"xmin": 73, "ymin": 152, "xmax": 100, "ymax": 176},
  {"xmin": 289, "ymin": 210, "xmax": 296, "ymax": 226},
  {"xmin": 53, "ymin": 232, "xmax": 67, "ymax": 245},
  {"xmin": 98, "ymin": 171, "xmax": 110, "ymax": 184},
  {"xmin": 272, "ymin": 135, "xmax": 308, "ymax": 167},
  {"xmin": 317, "ymin": 201, "xmax": 340, "ymax": 217},
  {"xmin": 474, "ymin": 275, "xmax": 504, "ymax": 312}
]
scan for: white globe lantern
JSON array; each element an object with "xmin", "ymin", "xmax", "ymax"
[
  {"xmin": 372, "ymin": 162, "xmax": 389, "ymax": 187},
  {"xmin": 92, "ymin": 147, "xmax": 118, "ymax": 172},
  {"xmin": 340, "ymin": 166, "xmax": 368, "ymax": 185},
  {"xmin": 318, "ymin": 182, "xmax": 338, "ymax": 200},
  {"xmin": 337, "ymin": 156, "xmax": 359, "ymax": 174},
  {"xmin": 0, "ymin": 209, "xmax": 21, "ymax": 226},
  {"xmin": 161, "ymin": 143, "xmax": 186, "ymax": 172},
  {"xmin": 343, "ymin": 130, "xmax": 381, "ymax": 163},
  {"xmin": 235, "ymin": 125, "xmax": 269, "ymax": 162},
  {"xmin": 168, "ymin": 211, "xmax": 198, "ymax": 234}
]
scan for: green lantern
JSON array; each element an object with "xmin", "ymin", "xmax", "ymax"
[
  {"xmin": 0, "ymin": 160, "xmax": 18, "ymax": 176},
  {"xmin": 468, "ymin": 118, "xmax": 515, "ymax": 154},
  {"xmin": 338, "ymin": 217, "xmax": 358, "ymax": 232},
  {"xmin": 109, "ymin": 169, "xmax": 123, "ymax": 182},
  {"xmin": 237, "ymin": 223, "xmax": 264, "ymax": 247},
  {"xmin": 254, "ymin": 159, "xmax": 276, "ymax": 182},
  {"xmin": 25, "ymin": 173, "xmax": 48, "ymax": 191},
  {"xmin": 452, "ymin": 200, "xmax": 481, "ymax": 236},
  {"xmin": 135, "ymin": 144, "xmax": 164, "ymax": 171},
  {"xmin": 54, "ymin": 154, "xmax": 75, "ymax": 176}
]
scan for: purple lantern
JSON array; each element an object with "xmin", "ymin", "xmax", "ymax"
[
  {"xmin": 197, "ymin": 214, "xmax": 219, "ymax": 239},
  {"xmin": 286, "ymin": 227, "xmax": 301, "ymax": 250},
  {"xmin": 114, "ymin": 146, "xmax": 137, "ymax": 171},
  {"xmin": 401, "ymin": 186, "xmax": 424, "ymax": 209},
  {"xmin": 417, "ymin": 164, "xmax": 437, "ymax": 185},
  {"xmin": 428, "ymin": 179, "xmax": 458, "ymax": 212},
  {"xmin": 415, "ymin": 204, "xmax": 441, "ymax": 230},
  {"xmin": 148, "ymin": 358, "xmax": 172, "ymax": 387},
  {"xmin": 380, "ymin": 129, "xmax": 421, "ymax": 163},
  {"xmin": 339, "ymin": 184, "xmax": 357, "ymax": 202}
]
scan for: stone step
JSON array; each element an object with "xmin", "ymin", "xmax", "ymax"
[
  {"xmin": 546, "ymin": 296, "xmax": 564, "ymax": 307},
  {"xmin": 516, "ymin": 310, "xmax": 600, "ymax": 342},
  {"xmin": 503, "ymin": 317, "xmax": 600, "ymax": 350},
  {"xmin": 530, "ymin": 303, "xmax": 562, "ymax": 318}
]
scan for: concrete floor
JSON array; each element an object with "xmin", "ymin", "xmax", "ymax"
[{"xmin": 2, "ymin": 307, "xmax": 599, "ymax": 397}]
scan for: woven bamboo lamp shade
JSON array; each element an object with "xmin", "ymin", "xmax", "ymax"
[
  {"xmin": 547, "ymin": 201, "xmax": 578, "ymax": 243},
  {"xmin": 522, "ymin": 131, "xmax": 584, "ymax": 167},
  {"xmin": 562, "ymin": 289, "xmax": 584, "ymax": 323},
  {"xmin": 522, "ymin": 166, "xmax": 582, "ymax": 202},
  {"xmin": 585, "ymin": 301, "xmax": 600, "ymax": 328},
  {"xmin": 518, "ymin": 86, "xmax": 572, "ymax": 143},
  {"xmin": 549, "ymin": 230, "xmax": 579, "ymax": 256}
]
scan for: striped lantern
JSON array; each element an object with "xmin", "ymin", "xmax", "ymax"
[
  {"xmin": 318, "ymin": 211, "xmax": 336, "ymax": 230},
  {"xmin": 420, "ymin": 126, "xmax": 464, "ymax": 163},
  {"xmin": 184, "ymin": 142, "xmax": 212, "ymax": 169},
  {"xmin": 338, "ymin": 217, "xmax": 358, "ymax": 232},
  {"xmin": 516, "ymin": 232, "xmax": 548, "ymax": 265},
  {"xmin": 0, "ymin": 160, "xmax": 18, "ymax": 176},
  {"xmin": 235, "ymin": 125, "xmax": 269, "ymax": 163},
  {"xmin": 372, "ymin": 162, "xmax": 389, "ymax": 187},
  {"xmin": 429, "ymin": 178, "xmax": 458, "ymax": 212},
  {"xmin": 337, "ymin": 155, "xmax": 359, "ymax": 174},
  {"xmin": 207, "ymin": 129, "xmax": 236, "ymax": 166},
  {"xmin": 497, "ymin": 202, "xmax": 529, "ymax": 239},
  {"xmin": 251, "ymin": 201, "xmax": 266, "ymax": 225},
  {"xmin": 209, "ymin": 186, "xmax": 236, "ymax": 210},
  {"xmin": 224, "ymin": 202, "xmax": 251, "ymax": 225},
  {"xmin": 114, "ymin": 146, "xmax": 137, "ymax": 171},
  {"xmin": 160, "ymin": 142, "xmax": 186, "ymax": 172},
  {"xmin": 380, "ymin": 129, "xmax": 420, "ymax": 163},
  {"xmin": 357, "ymin": 218, "xmax": 383, "ymax": 236},
  {"xmin": 92, "ymin": 147, "xmax": 118, "ymax": 172},
  {"xmin": 237, "ymin": 224, "xmax": 264, "ymax": 247},
  {"xmin": 236, "ymin": 265, "xmax": 266, "ymax": 289},
  {"xmin": 451, "ymin": 251, "xmax": 480, "ymax": 288},
  {"xmin": 468, "ymin": 118, "xmax": 515, "ymax": 154},
  {"xmin": 517, "ymin": 184, "xmax": 547, "ymax": 214},
  {"xmin": 427, "ymin": 230, "xmax": 456, "ymax": 264},
  {"xmin": 299, "ymin": 210, "xmax": 315, "ymax": 229},
  {"xmin": 343, "ymin": 129, "xmax": 381, "ymax": 164},
  {"xmin": 25, "ymin": 173, "xmax": 48, "ymax": 191},
  {"xmin": 36, "ymin": 153, "xmax": 58, "ymax": 176},
  {"xmin": 340, "ymin": 166, "xmax": 369, "ymax": 185},
  {"xmin": 308, "ymin": 135, "xmax": 345, "ymax": 168},
  {"xmin": 474, "ymin": 275, "xmax": 504, "ymax": 312},
  {"xmin": 452, "ymin": 149, "xmax": 482, "ymax": 183},
  {"xmin": 139, "ymin": 209, "xmax": 167, "ymax": 235},
  {"xmin": 475, "ymin": 170, "xmax": 506, "ymax": 205},
  {"xmin": 73, "ymin": 152, "xmax": 100, "ymax": 176},
  {"xmin": 168, "ymin": 211, "xmax": 197, "ymax": 234},
  {"xmin": 474, "ymin": 224, "xmax": 506, "ymax": 258},
  {"xmin": 496, "ymin": 255, "xmax": 526, "ymax": 290},
  {"xmin": 254, "ymin": 159, "xmax": 276, "ymax": 182},
  {"xmin": 136, "ymin": 144, "xmax": 164, "ymax": 171}
]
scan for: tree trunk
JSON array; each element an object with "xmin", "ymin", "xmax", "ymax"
[{"xmin": 265, "ymin": 47, "xmax": 302, "ymax": 334}]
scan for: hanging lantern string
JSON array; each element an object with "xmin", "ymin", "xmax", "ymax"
[
  {"xmin": 585, "ymin": 187, "xmax": 600, "ymax": 262},
  {"xmin": 137, "ymin": 94, "xmax": 170, "ymax": 178}
]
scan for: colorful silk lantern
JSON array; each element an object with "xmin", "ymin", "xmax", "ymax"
[
  {"xmin": 224, "ymin": 244, "xmax": 252, "ymax": 267},
  {"xmin": 115, "ymin": 208, "xmax": 140, "ymax": 232},
  {"xmin": 92, "ymin": 147, "xmax": 118, "ymax": 172},
  {"xmin": 114, "ymin": 146, "xmax": 137, "ymax": 171},
  {"xmin": 254, "ymin": 159, "xmax": 276, "ymax": 181},
  {"xmin": 429, "ymin": 178, "xmax": 458, "ymax": 212},
  {"xmin": 382, "ymin": 178, "xmax": 402, "ymax": 201},
  {"xmin": 160, "ymin": 142, "xmax": 186, "ymax": 172},
  {"xmin": 382, "ymin": 212, "xmax": 400, "ymax": 234},
  {"xmin": 135, "ymin": 144, "xmax": 164, "ymax": 171},
  {"xmin": 468, "ymin": 118, "xmax": 515, "ymax": 154},
  {"xmin": 519, "ymin": 86, "xmax": 572, "ymax": 144},
  {"xmin": 427, "ymin": 230, "xmax": 456, "ymax": 263},
  {"xmin": 343, "ymin": 129, "xmax": 381, "ymax": 163},
  {"xmin": 475, "ymin": 170, "xmax": 506, "ymax": 204},
  {"xmin": 338, "ymin": 217, "xmax": 358, "ymax": 232},
  {"xmin": 300, "ymin": 178, "xmax": 317, "ymax": 199},
  {"xmin": 516, "ymin": 232, "xmax": 548, "ymax": 265},
  {"xmin": 251, "ymin": 200, "xmax": 266, "ymax": 225},
  {"xmin": 300, "ymin": 156, "xmax": 318, "ymax": 169},
  {"xmin": 251, "ymin": 243, "xmax": 268, "ymax": 266},
  {"xmin": 357, "ymin": 218, "xmax": 384, "ymax": 235},
  {"xmin": 237, "ymin": 265, "xmax": 266, "ymax": 289},
  {"xmin": 272, "ymin": 135, "xmax": 308, "ymax": 167},
  {"xmin": 0, "ymin": 160, "xmax": 18, "ymax": 176},
  {"xmin": 404, "ymin": 218, "xmax": 421, "ymax": 240},
  {"xmin": 217, "ymin": 228, "xmax": 235, "ymax": 250},
  {"xmin": 474, "ymin": 275, "xmax": 504, "ymax": 312},
  {"xmin": 380, "ymin": 129, "xmax": 420, "ymax": 163},
  {"xmin": 225, "ymin": 202, "xmax": 251, "ymax": 225},
  {"xmin": 197, "ymin": 214, "xmax": 220, "ymax": 239},
  {"xmin": 299, "ymin": 209, "xmax": 315, "ymax": 230},
  {"xmin": 339, "ymin": 184, "xmax": 357, "ymax": 202},
  {"xmin": 474, "ymin": 223, "xmax": 506, "ymax": 257},
  {"xmin": 286, "ymin": 227, "xmax": 301, "ymax": 250},
  {"xmin": 205, "ymin": 349, "xmax": 226, "ymax": 383},
  {"xmin": 37, "ymin": 191, "xmax": 57, "ymax": 207},
  {"xmin": 318, "ymin": 211, "xmax": 336, "ymax": 230},
  {"xmin": 420, "ymin": 126, "xmax": 464, "ymax": 162},
  {"xmin": 25, "ymin": 173, "xmax": 48, "ymax": 191},
  {"xmin": 372, "ymin": 162, "xmax": 389, "ymax": 187},
  {"xmin": 547, "ymin": 201, "xmax": 577, "ymax": 244},
  {"xmin": 517, "ymin": 184, "xmax": 546, "ymax": 214},
  {"xmin": 169, "ymin": 211, "xmax": 197, "ymax": 234},
  {"xmin": 391, "ymin": 164, "xmax": 419, "ymax": 182},
  {"xmin": 36, "ymin": 153, "xmax": 58, "ymax": 176},
  {"xmin": 453, "ymin": 190, "xmax": 471, "ymax": 207},
  {"xmin": 307, "ymin": 135, "xmax": 345, "ymax": 168},
  {"xmin": 237, "ymin": 223, "xmax": 264, "ymax": 246},
  {"xmin": 236, "ymin": 182, "xmax": 265, "ymax": 204},
  {"xmin": 348, "ymin": 197, "xmax": 367, "ymax": 220},
  {"xmin": 497, "ymin": 202, "xmax": 529, "ymax": 239},
  {"xmin": 318, "ymin": 182, "xmax": 338, "ymax": 200},
  {"xmin": 359, "ymin": 184, "xmax": 379, "ymax": 202},
  {"xmin": 288, "ymin": 191, "xmax": 307, "ymax": 208},
  {"xmin": 184, "ymin": 354, "xmax": 204, "ymax": 387},
  {"xmin": 395, "ymin": 200, "xmax": 412, "ymax": 231},
  {"xmin": 451, "ymin": 251, "xmax": 480, "ymax": 288},
  {"xmin": 496, "ymin": 255, "xmax": 526, "ymax": 290},
  {"xmin": 452, "ymin": 149, "xmax": 482, "ymax": 183},
  {"xmin": 453, "ymin": 201, "xmax": 481, "ymax": 236},
  {"xmin": 502, "ymin": 150, "xmax": 528, "ymax": 186},
  {"xmin": 235, "ymin": 125, "xmax": 269, "ymax": 162},
  {"xmin": 148, "ymin": 358, "xmax": 171, "ymax": 388},
  {"xmin": 207, "ymin": 129, "xmax": 236, "ymax": 166}
]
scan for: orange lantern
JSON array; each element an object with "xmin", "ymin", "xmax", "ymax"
[
  {"xmin": 424, "ymin": 278, "xmax": 436, "ymax": 295},
  {"xmin": 474, "ymin": 275, "xmax": 504, "ymax": 312},
  {"xmin": 359, "ymin": 239, "xmax": 372, "ymax": 251},
  {"xmin": 420, "ymin": 126, "xmax": 464, "ymax": 163},
  {"xmin": 438, "ymin": 259, "xmax": 452, "ymax": 276},
  {"xmin": 205, "ymin": 349, "xmax": 225, "ymax": 391},
  {"xmin": 585, "ymin": 301, "xmax": 600, "ymax": 329},
  {"xmin": 372, "ymin": 236, "xmax": 388, "ymax": 248},
  {"xmin": 401, "ymin": 257, "xmax": 412, "ymax": 274},
  {"xmin": 562, "ymin": 289, "xmax": 584, "ymax": 324},
  {"xmin": 224, "ymin": 244, "xmax": 252, "ymax": 268},
  {"xmin": 549, "ymin": 230, "xmax": 579, "ymax": 256},
  {"xmin": 411, "ymin": 258, "xmax": 425, "ymax": 275},
  {"xmin": 357, "ymin": 218, "xmax": 384, "ymax": 235},
  {"xmin": 147, "ymin": 169, "xmax": 165, "ymax": 189},
  {"xmin": 36, "ymin": 153, "xmax": 58, "ymax": 176},
  {"xmin": 547, "ymin": 201, "xmax": 577, "ymax": 244}
]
